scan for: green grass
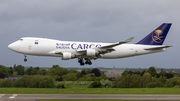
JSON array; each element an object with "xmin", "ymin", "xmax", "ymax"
[
  {"xmin": 56, "ymin": 81, "xmax": 93, "ymax": 88},
  {"xmin": 0, "ymin": 88, "xmax": 180, "ymax": 94}
]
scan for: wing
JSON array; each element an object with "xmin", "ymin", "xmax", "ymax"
[
  {"xmin": 51, "ymin": 37, "xmax": 134, "ymax": 59},
  {"xmin": 77, "ymin": 37, "xmax": 134, "ymax": 57},
  {"xmin": 99, "ymin": 37, "xmax": 134, "ymax": 49},
  {"xmin": 96, "ymin": 37, "xmax": 134, "ymax": 53}
]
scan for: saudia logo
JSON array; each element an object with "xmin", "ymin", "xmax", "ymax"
[
  {"xmin": 152, "ymin": 29, "xmax": 164, "ymax": 43},
  {"xmin": 56, "ymin": 43, "xmax": 101, "ymax": 50}
]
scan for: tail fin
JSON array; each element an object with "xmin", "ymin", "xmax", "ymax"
[{"xmin": 137, "ymin": 23, "xmax": 172, "ymax": 45}]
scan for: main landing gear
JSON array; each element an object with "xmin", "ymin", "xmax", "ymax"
[
  {"xmin": 24, "ymin": 55, "xmax": 27, "ymax": 62},
  {"xmin": 78, "ymin": 59, "xmax": 84, "ymax": 66},
  {"xmin": 78, "ymin": 58, "xmax": 92, "ymax": 66}
]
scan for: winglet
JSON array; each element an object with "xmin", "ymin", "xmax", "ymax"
[
  {"xmin": 121, "ymin": 37, "xmax": 134, "ymax": 43},
  {"xmin": 100, "ymin": 37, "xmax": 134, "ymax": 49}
]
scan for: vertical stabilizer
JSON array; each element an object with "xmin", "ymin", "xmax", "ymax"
[{"xmin": 137, "ymin": 23, "xmax": 171, "ymax": 45}]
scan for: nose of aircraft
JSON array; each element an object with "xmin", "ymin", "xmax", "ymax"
[{"xmin": 8, "ymin": 42, "xmax": 18, "ymax": 51}]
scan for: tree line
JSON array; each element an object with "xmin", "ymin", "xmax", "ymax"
[
  {"xmin": 0, "ymin": 65, "xmax": 180, "ymax": 88},
  {"xmin": 0, "ymin": 64, "xmax": 106, "ymax": 88},
  {"xmin": 113, "ymin": 67, "xmax": 180, "ymax": 88}
]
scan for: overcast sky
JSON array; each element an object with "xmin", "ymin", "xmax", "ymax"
[{"xmin": 1, "ymin": 0, "xmax": 180, "ymax": 68}]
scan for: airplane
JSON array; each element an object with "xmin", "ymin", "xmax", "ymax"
[{"xmin": 8, "ymin": 23, "xmax": 172, "ymax": 66}]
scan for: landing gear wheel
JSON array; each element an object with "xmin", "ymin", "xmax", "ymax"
[
  {"xmin": 24, "ymin": 55, "xmax": 27, "ymax": 62},
  {"xmin": 24, "ymin": 59, "xmax": 27, "ymax": 62},
  {"xmin": 78, "ymin": 59, "xmax": 83, "ymax": 63},
  {"xmin": 88, "ymin": 61, "xmax": 92, "ymax": 65},
  {"xmin": 80, "ymin": 63, "xmax": 85, "ymax": 66},
  {"xmin": 85, "ymin": 61, "xmax": 88, "ymax": 64},
  {"xmin": 78, "ymin": 59, "xmax": 85, "ymax": 66},
  {"xmin": 84, "ymin": 60, "xmax": 92, "ymax": 65}
]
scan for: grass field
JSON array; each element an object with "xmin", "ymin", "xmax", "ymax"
[
  {"xmin": 0, "ymin": 88, "xmax": 180, "ymax": 94},
  {"xmin": 55, "ymin": 81, "xmax": 93, "ymax": 88}
]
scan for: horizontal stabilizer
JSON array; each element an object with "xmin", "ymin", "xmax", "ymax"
[{"xmin": 144, "ymin": 46, "xmax": 172, "ymax": 50}]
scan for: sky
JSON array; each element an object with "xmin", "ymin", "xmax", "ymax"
[{"xmin": 0, "ymin": 0, "xmax": 180, "ymax": 68}]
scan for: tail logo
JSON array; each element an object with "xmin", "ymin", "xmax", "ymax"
[{"xmin": 152, "ymin": 29, "xmax": 164, "ymax": 43}]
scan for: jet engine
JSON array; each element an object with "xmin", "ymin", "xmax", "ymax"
[
  {"xmin": 62, "ymin": 52, "xmax": 76, "ymax": 60},
  {"xmin": 86, "ymin": 49, "xmax": 100, "ymax": 57}
]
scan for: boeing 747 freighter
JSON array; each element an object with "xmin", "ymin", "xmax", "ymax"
[{"xmin": 8, "ymin": 23, "xmax": 172, "ymax": 66}]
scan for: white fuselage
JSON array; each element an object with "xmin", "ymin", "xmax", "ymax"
[
  {"xmin": 8, "ymin": 23, "xmax": 172, "ymax": 65},
  {"xmin": 8, "ymin": 37, "xmax": 166, "ymax": 59}
]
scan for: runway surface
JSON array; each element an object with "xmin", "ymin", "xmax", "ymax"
[{"xmin": 1, "ymin": 94, "xmax": 180, "ymax": 100}]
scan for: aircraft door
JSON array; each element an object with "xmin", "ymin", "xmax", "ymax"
[{"xmin": 28, "ymin": 44, "xmax": 32, "ymax": 50}]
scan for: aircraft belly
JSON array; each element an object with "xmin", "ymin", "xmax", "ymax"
[{"xmin": 101, "ymin": 49, "xmax": 134, "ymax": 59}]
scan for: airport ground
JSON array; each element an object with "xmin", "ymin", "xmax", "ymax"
[
  {"xmin": 1, "ymin": 94, "xmax": 180, "ymax": 101},
  {"xmin": 1, "ymin": 88, "xmax": 180, "ymax": 101},
  {"xmin": 0, "ymin": 88, "xmax": 180, "ymax": 94},
  {"xmin": 1, "ymin": 67, "xmax": 180, "ymax": 100}
]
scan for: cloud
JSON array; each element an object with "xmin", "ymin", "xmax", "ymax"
[{"xmin": 1, "ymin": 0, "xmax": 180, "ymax": 68}]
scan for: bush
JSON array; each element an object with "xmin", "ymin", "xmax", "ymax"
[
  {"xmin": 174, "ymin": 85, "xmax": 179, "ymax": 88},
  {"xmin": 78, "ymin": 77, "xmax": 88, "ymax": 81},
  {"xmin": 113, "ymin": 74, "xmax": 142, "ymax": 88},
  {"xmin": 88, "ymin": 81, "xmax": 102, "ymax": 88},
  {"xmin": 0, "ymin": 79, "xmax": 14, "ymax": 87},
  {"xmin": 156, "ymin": 82, "xmax": 164, "ymax": 87},
  {"xmin": 103, "ymin": 82, "xmax": 113, "ymax": 88},
  {"xmin": 146, "ymin": 82, "xmax": 157, "ymax": 88},
  {"xmin": 55, "ymin": 76, "xmax": 63, "ymax": 81},
  {"xmin": 65, "ymin": 84, "xmax": 71, "ymax": 88},
  {"xmin": 56, "ymin": 83, "xmax": 65, "ymax": 89},
  {"xmin": 165, "ymin": 76, "xmax": 180, "ymax": 87},
  {"xmin": 90, "ymin": 68, "xmax": 101, "ymax": 77},
  {"xmin": 14, "ymin": 75, "xmax": 54, "ymax": 88},
  {"xmin": 64, "ymin": 73, "xmax": 77, "ymax": 81}
]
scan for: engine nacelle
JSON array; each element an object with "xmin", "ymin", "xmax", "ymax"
[
  {"xmin": 86, "ymin": 49, "xmax": 100, "ymax": 56},
  {"xmin": 62, "ymin": 52, "xmax": 76, "ymax": 60}
]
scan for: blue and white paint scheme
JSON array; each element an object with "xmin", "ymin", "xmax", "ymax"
[{"xmin": 8, "ymin": 23, "xmax": 172, "ymax": 66}]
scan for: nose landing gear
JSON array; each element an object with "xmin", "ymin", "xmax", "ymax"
[{"xmin": 24, "ymin": 55, "xmax": 27, "ymax": 62}]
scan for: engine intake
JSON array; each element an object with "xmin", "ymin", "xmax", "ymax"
[
  {"xmin": 62, "ymin": 52, "xmax": 76, "ymax": 60},
  {"xmin": 86, "ymin": 49, "xmax": 100, "ymax": 57}
]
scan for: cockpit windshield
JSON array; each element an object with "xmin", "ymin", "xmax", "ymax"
[{"xmin": 19, "ymin": 39, "xmax": 23, "ymax": 41}]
